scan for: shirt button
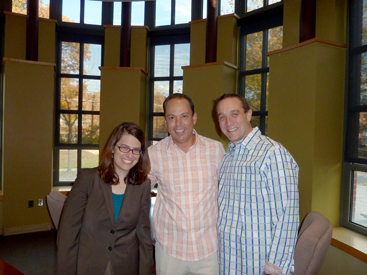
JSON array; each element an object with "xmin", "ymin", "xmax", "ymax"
[
  {"xmin": 107, "ymin": 246, "xmax": 113, "ymax": 251},
  {"xmin": 110, "ymin": 230, "xmax": 115, "ymax": 234}
]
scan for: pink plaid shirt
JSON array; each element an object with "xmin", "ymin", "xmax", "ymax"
[{"xmin": 148, "ymin": 130, "xmax": 225, "ymax": 261}]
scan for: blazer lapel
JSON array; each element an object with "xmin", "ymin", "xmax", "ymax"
[
  {"xmin": 116, "ymin": 182, "xmax": 137, "ymax": 223},
  {"xmin": 100, "ymin": 178, "xmax": 115, "ymax": 225}
]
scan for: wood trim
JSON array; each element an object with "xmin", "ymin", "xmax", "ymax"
[
  {"xmin": 331, "ymin": 227, "xmax": 367, "ymax": 264},
  {"xmin": 3, "ymin": 223, "xmax": 52, "ymax": 236},
  {"xmin": 189, "ymin": 19, "xmax": 206, "ymax": 25},
  {"xmin": 267, "ymin": 38, "xmax": 347, "ymax": 56},
  {"xmin": 182, "ymin": 61, "xmax": 238, "ymax": 70},
  {"xmin": 3, "ymin": 57, "xmax": 56, "ymax": 68},
  {"xmin": 218, "ymin": 13, "xmax": 240, "ymax": 20},
  {"xmin": 99, "ymin": 66, "xmax": 148, "ymax": 76},
  {"xmin": 104, "ymin": 25, "xmax": 150, "ymax": 31},
  {"xmin": 4, "ymin": 11, "xmax": 57, "ymax": 23}
]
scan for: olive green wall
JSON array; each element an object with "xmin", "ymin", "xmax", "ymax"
[
  {"xmin": 183, "ymin": 63, "xmax": 237, "ymax": 144},
  {"xmin": 2, "ymin": 59, "xmax": 55, "ymax": 235},
  {"xmin": 217, "ymin": 14, "xmax": 239, "ymax": 66},
  {"xmin": 268, "ymin": 42, "xmax": 345, "ymax": 225},
  {"xmin": 104, "ymin": 25, "xmax": 148, "ymax": 70},
  {"xmin": 4, "ymin": 12, "xmax": 56, "ymax": 63},
  {"xmin": 189, "ymin": 19, "xmax": 206, "ymax": 66},
  {"xmin": 99, "ymin": 68, "xmax": 148, "ymax": 152}
]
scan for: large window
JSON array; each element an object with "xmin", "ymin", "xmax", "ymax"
[
  {"xmin": 148, "ymin": 35, "xmax": 190, "ymax": 143},
  {"xmin": 341, "ymin": 0, "xmax": 367, "ymax": 236},
  {"xmin": 54, "ymin": 35, "xmax": 103, "ymax": 186},
  {"xmin": 238, "ymin": 1, "xmax": 282, "ymax": 134},
  {"xmin": 12, "ymin": 0, "xmax": 50, "ymax": 18}
]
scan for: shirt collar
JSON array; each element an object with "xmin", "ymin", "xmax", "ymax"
[
  {"xmin": 228, "ymin": 127, "xmax": 261, "ymax": 151},
  {"xmin": 166, "ymin": 129, "xmax": 205, "ymax": 152}
]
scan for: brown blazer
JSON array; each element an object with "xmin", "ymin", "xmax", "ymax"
[{"xmin": 57, "ymin": 168, "xmax": 153, "ymax": 275}]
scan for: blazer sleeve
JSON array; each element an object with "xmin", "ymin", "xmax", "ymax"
[
  {"xmin": 136, "ymin": 179, "xmax": 153, "ymax": 275},
  {"xmin": 56, "ymin": 169, "xmax": 93, "ymax": 275}
]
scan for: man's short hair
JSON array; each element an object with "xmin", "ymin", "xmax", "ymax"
[
  {"xmin": 163, "ymin": 93, "xmax": 195, "ymax": 116},
  {"xmin": 216, "ymin": 94, "xmax": 251, "ymax": 113}
]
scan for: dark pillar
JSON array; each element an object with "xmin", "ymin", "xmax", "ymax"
[
  {"xmin": 206, "ymin": 0, "xmax": 218, "ymax": 63},
  {"xmin": 26, "ymin": 0, "xmax": 39, "ymax": 61},
  {"xmin": 299, "ymin": 0, "xmax": 316, "ymax": 42},
  {"xmin": 120, "ymin": 2, "xmax": 131, "ymax": 67}
]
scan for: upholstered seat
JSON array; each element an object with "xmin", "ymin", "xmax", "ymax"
[
  {"xmin": 46, "ymin": 191, "xmax": 67, "ymax": 230},
  {"xmin": 293, "ymin": 211, "xmax": 333, "ymax": 275}
]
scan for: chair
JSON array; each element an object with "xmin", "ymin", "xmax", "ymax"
[
  {"xmin": 46, "ymin": 191, "xmax": 67, "ymax": 230},
  {"xmin": 293, "ymin": 211, "xmax": 333, "ymax": 275}
]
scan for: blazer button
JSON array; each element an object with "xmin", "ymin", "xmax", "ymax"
[
  {"xmin": 110, "ymin": 230, "xmax": 115, "ymax": 234},
  {"xmin": 107, "ymin": 246, "xmax": 113, "ymax": 251}
]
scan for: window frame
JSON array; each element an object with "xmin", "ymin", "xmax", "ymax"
[
  {"xmin": 54, "ymin": 32, "xmax": 104, "ymax": 186},
  {"xmin": 237, "ymin": 2, "xmax": 283, "ymax": 134},
  {"xmin": 147, "ymin": 33, "xmax": 190, "ymax": 143},
  {"xmin": 340, "ymin": 0, "xmax": 367, "ymax": 236}
]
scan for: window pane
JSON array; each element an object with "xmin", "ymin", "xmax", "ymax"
[
  {"xmin": 174, "ymin": 44, "xmax": 190, "ymax": 76},
  {"xmin": 59, "ymin": 149, "xmax": 77, "ymax": 182},
  {"xmin": 361, "ymin": 53, "xmax": 367, "ymax": 105},
  {"xmin": 40, "ymin": 0, "xmax": 50, "ymax": 18},
  {"xmin": 60, "ymin": 114, "xmax": 78, "ymax": 144},
  {"xmin": 363, "ymin": 1, "xmax": 367, "ymax": 45},
  {"xmin": 174, "ymin": 80, "xmax": 183, "ymax": 93},
  {"xmin": 251, "ymin": 116, "xmax": 260, "ymax": 129},
  {"xmin": 221, "ymin": 0, "xmax": 234, "ymax": 15},
  {"xmin": 61, "ymin": 42, "xmax": 80, "ymax": 74},
  {"xmin": 84, "ymin": 0, "xmax": 101, "ymax": 25},
  {"xmin": 154, "ymin": 81, "xmax": 169, "ymax": 112},
  {"xmin": 82, "ymin": 149, "xmax": 99, "ymax": 168},
  {"xmin": 247, "ymin": 0, "xmax": 263, "ymax": 12},
  {"xmin": 246, "ymin": 31, "xmax": 263, "ymax": 70},
  {"xmin": 156, "ymin": 0, "xmax": 171, "ymax": 26},
  {"xmin": 203, "ymin": 0, "xmax": 207, "ymax": 19},
  {"xmin": 175, "ymin": 0, "xmax": 191, "ymax": 24},
  {"xmin": 62, "ymin": 0, "xmax": 80, "ymax": 23},
  {"xmin": 83, "ymin": 79, "xmax": 100, "ymax": 111},
  {"xmin": 84, "ymin": 44, "xmax": 102, "ymax": 76},
  {"xmin": 269, "ymin": 0, "xmax": 281, "ymax": 4},
  {"xmin": 113, "ymin": 2, "xmax": 122, "ymax": 25},
  {"xmin": 359, "ymin": 113, "xmax": 367, "ymax": 158},
  {"xmin": 153, "ymin": 116, "xmax": 168, "ymax": 139},
  {"xmin": 12, "ymin": 0, "xmax": 27, "ymax": 15},
  {"xmin": 245, "ymin": 74, "xmax": 261, "ymax": 111},
  {"xmin": 132, "ymin": 1, "xmax": 144, "ymax": 26},
  {"xmin": 154, "ymin": 45, "xmax": 170, "ymax": 77},
  {"xmin": 61, "ymin": 78, "xmax": 79, "ymax": 110},
  {"xmin": 268, "ymin": 26, "xmax": 283, "ymax": 52},
  {"xmin": 12, "ymin": 0, "xmax": 49, "ymax": 17},
  {"xmin": 82, "ymin": 114, "xmax": 100, "ymax": 144},
  {"xmin": 351, "ymin": 171, "xmax": 367, "ymax": 227}
]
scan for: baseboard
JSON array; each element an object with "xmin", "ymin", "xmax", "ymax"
[{"xmin": 3, "ymin": 223, "xmax": 52, "ymax": 236}]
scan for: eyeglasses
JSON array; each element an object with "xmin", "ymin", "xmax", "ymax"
[{"xmin": 116, "ymin": 145, "xmax": 142, "ymax": 155}]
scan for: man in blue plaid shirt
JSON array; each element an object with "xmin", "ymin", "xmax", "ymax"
[{"xmin": 216, "ymin": 94, "xmax": 299, "ymax": 275}]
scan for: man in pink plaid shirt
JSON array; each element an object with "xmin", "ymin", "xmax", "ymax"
[{"xmin": 148, "ymin": 93, "xmax": 225, "ymax": 275}]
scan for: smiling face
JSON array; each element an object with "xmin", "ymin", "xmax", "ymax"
[
  {"xmin": 217, "ymin": 97, "xmax": 253, "ymax": 145},
  {"xmin": 112, "ymin": 133, "xmax": 141, "ymax": 180},
  {"xmin": 164, "ymin": 97, "xmax": 197, "ymax": 152}
]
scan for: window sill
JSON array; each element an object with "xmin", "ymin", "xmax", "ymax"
[
  {"xmin": 52, "ymin": 186, "xmax": 71, "ymax": 196},
  {"xmin": 331, "ymin": 227, "xmax": 367, "ymax": 264}
]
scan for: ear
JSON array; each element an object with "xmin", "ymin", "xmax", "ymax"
[
  {"xmin": 193, "ymin": 112, "xmax": 198, "ymax": 125},
  {"xmin": 246, "ymin": 109, "xmax": 252, "ymax": 122},
  {"xmin": 164, "ymin": 116, "xmax": 167, "ymax": 127}
]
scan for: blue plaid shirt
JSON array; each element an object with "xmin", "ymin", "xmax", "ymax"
[{"xmin": 218, "ymin": 127, "xmax": 299, "ymax": 275}]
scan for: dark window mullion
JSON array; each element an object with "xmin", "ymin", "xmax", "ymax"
[
  {"xmin": 80, "ymin": 0, "xmax": 85, "ymax": 25},
  {"xmin": 171, "ymin": 0, "xmax": 175, "ymax": 26},
  {"xmin": 169, "ymin": 43, "xmax": 175, "ymax": 94}
]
